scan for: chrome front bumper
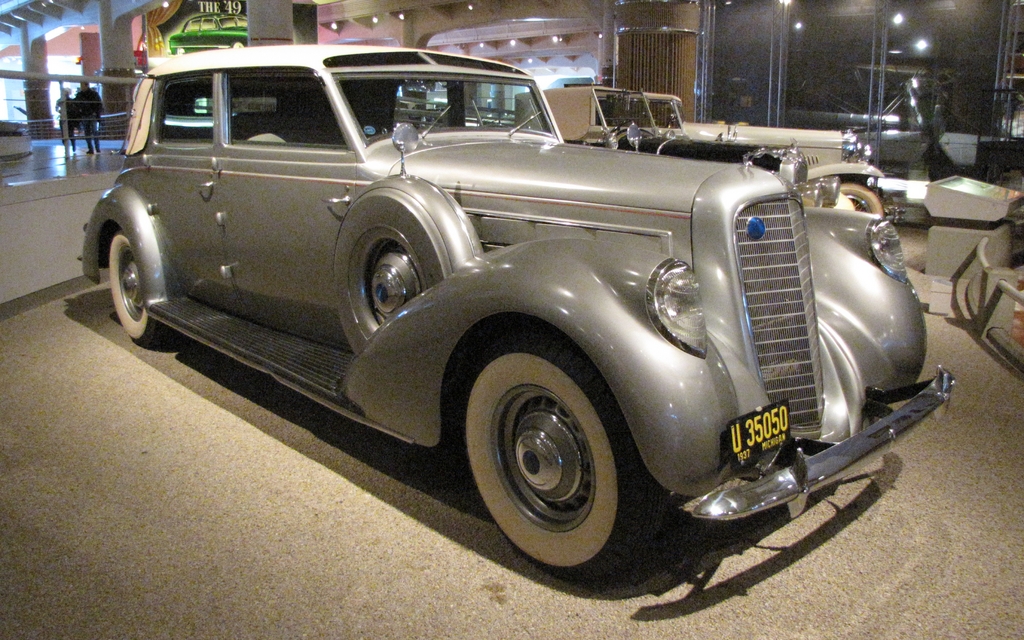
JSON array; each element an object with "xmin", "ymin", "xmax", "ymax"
[{"xmin": 692, "ymin": 367, "xmax": 955, "ymax": 520}]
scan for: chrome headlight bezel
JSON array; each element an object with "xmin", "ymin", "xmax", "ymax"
[
  {"xmin": 842, "ymin": 131, "xmax": 873, "ymax": 163},
  {"xmin": 867, "ymin": 217, "xmax": 908, "ymax": 283},
  {"xmin": 646, "ymin": 259, "xmax": 707, "ymax": 358},
  {"xmin": 842, "ymin": 131, "xmax": 861, "ymax": 161}
]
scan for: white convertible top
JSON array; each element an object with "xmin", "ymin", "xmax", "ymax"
[{"xmin": 148, "ymin": 44, "xmax": 527, "ymax": 77}]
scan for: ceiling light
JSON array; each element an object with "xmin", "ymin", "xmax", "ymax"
[
  {"xmin": 398, "ymin": 13, "xmax": 404, "ymax": 20},
  {"xmin": 916, "ymin": 39, "xmax": 928, "ymax": 51},
  {"xmin": 372, "ymin": 15, "xmax": 378, "ymax": 24},
  {"xmin": 510, "ymin": 40, "xmax": 516, "ymax": 46},
  {"xmin": 330, "ymin": 22, "xmax": 337, "ymax": 30},
  {"xmin": 468, "ymin": 4, "xmax": 473, "ymax": 9},
  {"xmin": 893, "ymin": 13, "xmax": 904, "ymax": 25}
]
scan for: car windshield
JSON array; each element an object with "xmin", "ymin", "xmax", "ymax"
[
  {"xmin": 337, "ymin": 76, "xmax": 555, "ymax": 142},
  {"xmin": 647, "ymin": 98, "xmax": 684, "ymax": 130},
  {"xmin": 596, "ymin": 92, "xmax": 656, "ymax": 129}
]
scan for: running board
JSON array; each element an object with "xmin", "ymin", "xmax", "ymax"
[{"xmin": 148, "ymin": 298, "xmax": 362, "ymax": 418}]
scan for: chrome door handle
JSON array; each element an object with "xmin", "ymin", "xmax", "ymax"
[{"xmin": 324, "ymin": 195, "xmax": 351, "ymax": 220}]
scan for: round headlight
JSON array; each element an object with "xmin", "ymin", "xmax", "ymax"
[
  {"xmin": 868, "ymin": 218, "xmax": 908, "ymax": 283},
  {"xmin": 646, "ymin": 259, "xmax": 707, "ymax": 358}
]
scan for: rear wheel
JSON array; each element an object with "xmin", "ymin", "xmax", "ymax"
[
  {"xmin": 840, "ymin": 182, "xmax": 884, "ymax": 214},
  {"xmin": 465, "ymin": 333, "xmax": 666, "ymax": 579},
  {"xmin": 109, "ymin": 233, "xmax": 166, "ymax": 348}
]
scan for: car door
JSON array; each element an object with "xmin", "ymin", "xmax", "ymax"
[
  {"xmin": 144, "ymin": 72, "xmax": 244, "ymax": 314},
  {"xmin": 212, "ymin": 68, "xmax": 361, "ymax": 347}
]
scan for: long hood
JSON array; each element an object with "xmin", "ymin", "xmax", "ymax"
[
  {"xmin": 682, "ymin": 123, "xmax": 845, "ymax": 152},
  {"xmin": 368, "ymin": 138, "xmax": 768, "ymax": 215}
]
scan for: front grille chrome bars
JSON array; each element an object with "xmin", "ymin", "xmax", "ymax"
[{"xmin": 735, "ymin": 200, "xmax": 823, "ymax": 434}]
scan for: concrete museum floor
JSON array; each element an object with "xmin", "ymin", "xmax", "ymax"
[{"xmin": 2, "ymin": 209, "xmax": 1024, "ymax": 639}]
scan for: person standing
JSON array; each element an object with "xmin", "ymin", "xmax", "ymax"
[
  {"xmin": 56, "ymin": 87, "xmax": 76, "ymax": 153},
  {"xmin": 75, "ymin": 84, "xmax": 102, "ymax": 154}
]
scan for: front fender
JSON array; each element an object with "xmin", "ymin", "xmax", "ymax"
[
  {"xmin": 806, "ymin": 206, "xmax": 927, "ymax": 438},
  {"xmin": 345, "ymin": 238, "xmax": 744, "ymax": 495},
  {"xmin": 82, "ymin": 178, "xmax": 179, "ymax": 304},
  {"xmin": 807, "ymin": 161, "xmax": 885, "ymax": 182}
]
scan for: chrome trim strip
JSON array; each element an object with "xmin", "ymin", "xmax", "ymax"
[{"xmin": 691, "ymin": 367, "xmax": 955, "ymax": 520}]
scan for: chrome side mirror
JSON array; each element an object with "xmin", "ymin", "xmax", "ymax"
[
  {"xmin": 392, "ymin": 122, "xmax": 420, "ymax": 178},
  {"xmin": 626, "ymin": 122, "xmax": 642, "ymax": 152}
]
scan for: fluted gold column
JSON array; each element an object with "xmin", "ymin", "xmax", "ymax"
[{"xmin": 615, "ymin": 0, "xmax": 699, "ymax": 121}]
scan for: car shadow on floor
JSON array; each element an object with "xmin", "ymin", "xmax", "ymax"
[{"xmin": 63, "ymin": 286, "xmax": 903, "ymax": 603}]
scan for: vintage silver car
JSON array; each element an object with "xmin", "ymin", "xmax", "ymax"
[
  {"xmin": 82, "ymin": 45, "xmax": 953, "ymax": 580},
  {"xmin": 546, "ymin": 86, "xmax": 886, "ymax": 213}
]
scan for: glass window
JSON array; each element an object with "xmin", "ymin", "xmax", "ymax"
[
  {"xmin": 159, "ymin": 75, "xmax": 214, "ymax": 143},
  {"xmin": 338, "ymin": 76, "xmax": 554, "ymax": 142},
  {"xmin": 597, "ymin": 93, "xmax": 654, "ymax": 129},
  {"xmin": 228, "ymin": 71, "xmax": 346, "ymax": 148},
  {"xmin": 647, "ymin": 98, "xmax": 682, "ymax": 129}
]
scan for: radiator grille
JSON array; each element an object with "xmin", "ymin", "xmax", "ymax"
[{"xmin": 735, "ymin": 199, "xmax": 823, "ymax": 433}]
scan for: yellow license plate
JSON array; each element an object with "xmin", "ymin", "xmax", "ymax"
[{"xmin": 725, "ymin": 401, "xmax": 790, "ymax": 467}]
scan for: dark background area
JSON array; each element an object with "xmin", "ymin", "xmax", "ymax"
[{"xmin": 713, "ymin": 0, "xmax": 1003, "ymax": 140}]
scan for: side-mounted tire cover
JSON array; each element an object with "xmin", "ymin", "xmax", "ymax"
[{"xmin": 336, "ymin": 175, "xmax": 481, "ymax": 354}]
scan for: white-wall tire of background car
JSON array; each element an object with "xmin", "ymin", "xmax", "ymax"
[
  {"xmin": 465, "ymin": 336, "xmax": 666, "ymax": 577},
  {"xmin": 109, "ymin": 232, "xmax": 167, "ymax": 348},
  {"xmin": 839, "ymin": 182, "xmax": 884, "ymax": 214},
  {"xmin": 336, "ymin": 177, "xmax": 480, "ymax": 354}
]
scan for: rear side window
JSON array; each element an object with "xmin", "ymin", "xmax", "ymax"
[
  {"xmin": 159, "ymin": 75, "xmax": 214, "ymax": 143},
  {"xmin": 228, "ymin": 71, "xmax": 346, "ymax": 148}
]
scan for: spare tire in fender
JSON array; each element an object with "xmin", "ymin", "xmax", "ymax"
[{"xmin": 336, "ymin": 175, "xmax": 481, "ymax": 354}]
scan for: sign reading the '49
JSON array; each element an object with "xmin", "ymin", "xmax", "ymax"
[
  {"xmin": 196, "ymin": 1, "xmax": 244, "ymax": 14},
  {"xmin": 150, "ymin": 1, "xmax": 248, "ymax": 58}
]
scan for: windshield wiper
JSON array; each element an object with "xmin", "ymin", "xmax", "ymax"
[
  {"xmin": 420, "ymin": 104, "xmax": 452, "ymax": 140},
  {"xmin": 508, "ymin": 109, "xmax": 545, "ymax": 138}
]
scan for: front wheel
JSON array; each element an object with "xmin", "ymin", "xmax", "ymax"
[
  {"xmin": 109, "ymin": 233, "xmax": 167, "ymax": 348},
  {"xmin": 840, "ymin": 182, "xmax": 884, "ymax": 214},
  {"xmin": 465, "ymin": 335, "xmax": 666, "ymax": 579}
]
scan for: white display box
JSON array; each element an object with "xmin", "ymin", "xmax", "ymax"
[{"xmin": 924, "ymin": 176, "xmax": 1024, "ymax": 222}]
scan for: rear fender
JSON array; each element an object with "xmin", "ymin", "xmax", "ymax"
[{"xmin": 82, "ymin": 181, "xmax": 179, "ymax": 304}]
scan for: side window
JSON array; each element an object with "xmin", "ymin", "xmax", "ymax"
[
  {"xmin": 159, "ymin": 75, "xmax": 214, "ymax": 143},
  {"xmin": 228, "ymin": 72, "xmax": 346, "ymax": 148}
]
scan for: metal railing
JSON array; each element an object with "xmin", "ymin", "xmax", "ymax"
[
  {"xmin": 18, "ymin": 112, "xmax": 129, "ymax": 143},
  {"xmin": 0, "ymin": 69, "xmax": 139, "ymax": 148}
]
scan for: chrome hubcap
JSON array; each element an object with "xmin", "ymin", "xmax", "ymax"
[
  {"xmin": 514, "ymin": 411, "xmax": 582, "ymax": 499},
  {"xmin": 496, "ymin": 385, "xmax": 593, "ymax": 531},
  {"xmin": 370, "ymin": 249, "xmax": 419, "ymax": 319},
  {"xmin": 118, "ymin": 247, "xmax": 143, "ymax": 321}
]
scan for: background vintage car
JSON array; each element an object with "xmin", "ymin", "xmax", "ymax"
[
  {"xmin": 546, "ymin": 85, "xmax": 886, "ymax": 213},
  {"xmin": 167, "ymin": 13, "xmax": 248, "ymax": 56},
  {"xmin": 81, "ymin": 45, "xmax": 951, "ymax": 581}
]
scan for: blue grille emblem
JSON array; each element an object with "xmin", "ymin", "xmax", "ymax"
[{"xmin": 747, "ymin": 216, "xmax": 767, "ymax": 240}]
